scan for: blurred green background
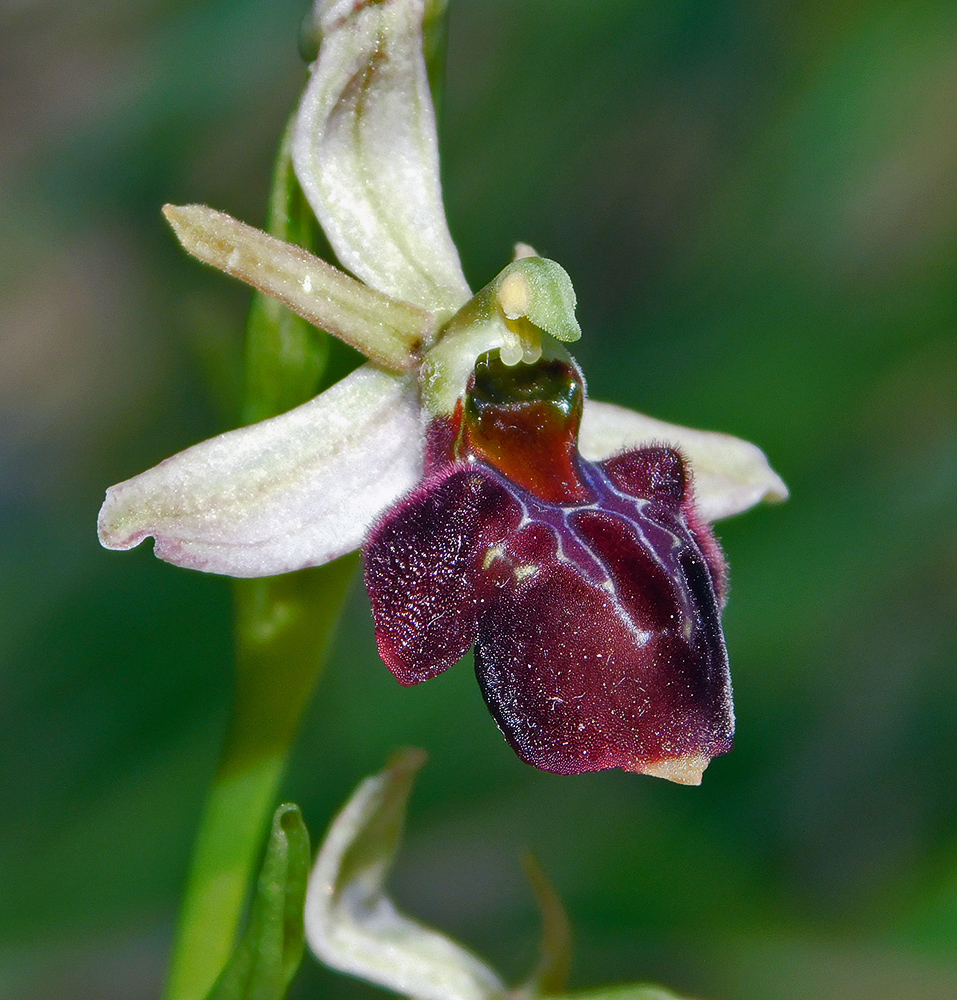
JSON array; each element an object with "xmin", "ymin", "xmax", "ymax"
[{"xmin": 2, "ymin": 1, "xmax": 956, "ymax": 998}]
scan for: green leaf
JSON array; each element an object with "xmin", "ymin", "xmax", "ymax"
[{"xmin": 205, "ymin": 804, "xmax": 311, "ymax": 1000}]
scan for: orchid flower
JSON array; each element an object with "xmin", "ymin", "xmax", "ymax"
[{"xmin": 98, "ymin": 0, "xmax": 787, "ymax": 784}]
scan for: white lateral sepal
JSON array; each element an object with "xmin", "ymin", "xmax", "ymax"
[
  {"xmin": 580, "ymin": 400, "xmax": 789, "ymax": 522},
  {"xmin": 97, "ymin": 366, "xmax": 423, "ymax": 577}
]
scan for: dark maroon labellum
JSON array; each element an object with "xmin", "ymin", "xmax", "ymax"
[{"xmin": 364, "ymin": 353, "xmax": 733, "ymax": 781}]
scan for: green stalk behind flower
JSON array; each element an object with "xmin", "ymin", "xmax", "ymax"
[{"xmin": 162, "ymin": 122, "xmax": 357, "ymax": 1000}]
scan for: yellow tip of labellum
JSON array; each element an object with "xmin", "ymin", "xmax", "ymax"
[{"xmin": 635, "ymin": 755, "xmax": 711, "ymax": 785}]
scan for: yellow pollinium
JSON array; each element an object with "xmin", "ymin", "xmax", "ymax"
[{"xmin": 497, "ymin": 270, "xmax": 543, "ymax": 366}]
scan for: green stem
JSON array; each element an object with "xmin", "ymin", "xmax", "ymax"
[
  {"xmin": 163, "ymin": 560, "xmax": 357, "ymax": 1000},
  {"xmin": 162, "ymin": 116, "xmax": 359, "ymax": 1000}
]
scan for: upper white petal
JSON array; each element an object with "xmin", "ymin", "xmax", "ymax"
[
  {"xmin": 580, "ymin": 399, "xmax": 789, "ymax": 522},
  {"xmin": 293, "ymin": 0, "xmax": 470, "ymax": 316},
  {"xmin": 98, "ymin": 366, "xmax": 423, "ymax": 577}
]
